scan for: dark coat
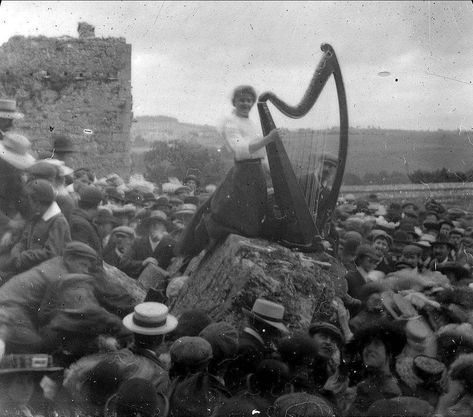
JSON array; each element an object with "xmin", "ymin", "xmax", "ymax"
[
  {"xmin": 119, "ymin": 235, "xmax": 175, "ymax": 279},
  {"xmin": 345, "ymin": 269, "xmax": 367, "ymax": 301},
  {"xmin": 11, "ymin": 209, "xmax": 71, "ymax": 273},
  {"xmin": 376, "ymin": 256, "xmax": 396, "ymax": 275},
  {"xmin": 224, "ymin": 330, "xmax": 270, "ymax": 393},
  {"xmin": 103, "ymin": 243, "xmax": 121, "ymax": 268},
  {"xmin": 69, "ymin": 208, "xmax": 102, "ymax": 254}
]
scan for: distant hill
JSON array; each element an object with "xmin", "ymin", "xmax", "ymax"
[
  {"xmin": 131, "ymin": 116, "xmax": 470, "ymax": 179},
  {"xmin": 131, "ymin": 115, "xmax": 221, "ymax": 148}
]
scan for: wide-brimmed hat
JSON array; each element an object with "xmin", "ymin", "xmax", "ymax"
[
  {"xmin": 349, "ymin": 319, "xmax": 406, "ymax": 357},
  {"xmin": 0, "ymin": 98, "xmax": 24, "ymax": 119},
  {"xmin": 0, "ymin": 132, "xmax": 35, "ymax": 170},
  {"xmin": 243, "ymin": 298, "xmax": 289, "ymax": 333},
  {"xmin": 122, "ymin": 302, "xmax": 178, "ymax": 336},
  {"xmin": 0, "ymin": 354, "xmax": 62, "ymax": 375},
  {"xmin": 272, "ymin": 392, "xmax": 335, "ymax": 417},
  {"xmin": 308, "ymin": 322, "xmax": 344, "ymax": 346}
]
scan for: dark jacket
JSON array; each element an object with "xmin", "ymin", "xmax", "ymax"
[
  {"xmin": 345, "ymin": 269, "xmax": 366, "ymax": 301},
  {"xmin": 224, "ymin": 329, "xmax": 270, "ymax": 393},
  {"xmin": 119, "ymin": 235, "xmax": 175, "ymax": 279},
  {"xmin": 69, "ymin": 208, "xmax": 102, "ymax": 254},
  {"xmin": 11, "ymin": 204, "xmax": 71, "ymax": 273}
]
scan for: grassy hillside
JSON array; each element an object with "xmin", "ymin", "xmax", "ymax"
[{"xmin": 131, "ymin": 116, "xmax": 470, "ymax": 181}]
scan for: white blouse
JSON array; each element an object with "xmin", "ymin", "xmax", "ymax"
[{"xmin": 218, "ymin": 110, "xmax": 266, "ymax": 161}]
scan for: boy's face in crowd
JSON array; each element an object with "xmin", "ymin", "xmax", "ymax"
[
  {"xmin": 74, "ymin": 174, "xmax": 91, "ymax": 193},
  {"xmin": 116, "ymin": 234, "xmax": 133, "ymax": 253},
  {"xmin": 365, "ymin": 293, "xmax": 384, "ymax": 313},
  {"xmin": 363, "ymin": 338, "xmax": 388, "ymax": 369},
  {"xmin": 372, "ymin": 238, "xmax": 389, "ymax": 257},
  {"xmin": 449, "ymin": 233, "xmax": 462, "ymax": 249},
  {"xmin": 311, "ymin": 331, "xmax": 338, "ymax": 360},
  {"xmin": 433, "ymin": 244, "xmax": 449, "ymax": 261},
  {"xmin": 439, "ymin": 224, "xmax": 452, "ymax": 237}
]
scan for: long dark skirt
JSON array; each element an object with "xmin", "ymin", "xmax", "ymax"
[{"xmin": 176, "ymin": 160, "xmax": 268, "ymax": 257}]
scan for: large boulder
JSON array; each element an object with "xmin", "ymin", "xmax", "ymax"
[
  {"xmin": 103, "ymin": 262, "xmax": 146, "ymax": 305},
  {"xmin": 170, "ymin": 234, "xmax": 348, "ymax": 331}
]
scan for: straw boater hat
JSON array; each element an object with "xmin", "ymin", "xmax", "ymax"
[
  {"xmin": 0, "ymin": 131, "xmax": 35, "ymax": 170},
  {"xmin": 122, "ymin": 302, "xmax": 178, "ymax": 336},
  {"xmin": 0, "ymin": 98, "xmax": 24, "ymax": 119},
  {"xmin": 0, "ymin": 354, "xmax": 62, "ymax": 375},
  {"xmin": 243, "ymin": 298, "xmax": 289, "ymax": 334}
]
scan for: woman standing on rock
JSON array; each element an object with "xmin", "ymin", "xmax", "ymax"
[{"xmin": 176, "ymin": 85, "xmax": 279, "ymax": 257}]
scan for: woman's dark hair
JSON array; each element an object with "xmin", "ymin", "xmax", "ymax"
[{"xmin": 232, "ymin": 85, "xmax": 257, "ymax": 105}]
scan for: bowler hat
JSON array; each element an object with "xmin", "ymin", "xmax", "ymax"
[
  {"xmin": 51, "ymin": 134, "xmax": 76, "ymax": 153},
  {"xmin": 243, "ymin": 298, "xmax": 289, "ymax": 334}
]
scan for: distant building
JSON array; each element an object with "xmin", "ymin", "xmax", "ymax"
[{"xmin": 0, "ymin": 22, "xmax": 132, "ymax": 177}]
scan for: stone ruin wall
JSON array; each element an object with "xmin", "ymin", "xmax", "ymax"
[{"xmin": 0, "ymin": 23, "xmax": 132, "ymax": 177}]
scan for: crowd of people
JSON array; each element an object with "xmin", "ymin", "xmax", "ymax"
[{"xmin": 1, "ymin": 94, "xmax": 473, "ymax": 417}]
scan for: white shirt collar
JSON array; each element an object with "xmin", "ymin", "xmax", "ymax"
[
  {"xmin": 42, "ymin": 201, "xmax": 61, "ymax": 221},
  {"xmin": 243, "ymin": 327, "xmax": 264, "ymax": 346},
  {"xmin": 149, "ymin": 236, "xmax": 159, "ymax": 251}
]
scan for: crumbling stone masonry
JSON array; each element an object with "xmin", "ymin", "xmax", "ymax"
[{"xmin": 0, "ymin": 22, "xmax": 132, "ymax": 177}]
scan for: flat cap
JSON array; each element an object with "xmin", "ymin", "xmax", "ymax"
[
  {"xmin": 28, "ymin": 161, "xmax": 58, "ymax": 181},
  {"xmin": 170, "ymin": 336, "xmax": 213, "ymax": 366},
  {"xmin": 64, "ymin": 241, "xmax": 99, "ymax": 260}
]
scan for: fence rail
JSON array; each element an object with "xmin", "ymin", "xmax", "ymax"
[{"xmin": 340, "ymin": 182, "xmax": 473, "ymax": 209}]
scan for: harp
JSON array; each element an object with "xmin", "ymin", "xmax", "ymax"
[{"xmin": 258, "ymin": 43, "xmax": 348, "ymax": 251}]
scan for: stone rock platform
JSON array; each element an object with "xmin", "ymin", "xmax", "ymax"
[{"xmin": 170, "ymin": 234, "xmax": 348, "ymax": 331}]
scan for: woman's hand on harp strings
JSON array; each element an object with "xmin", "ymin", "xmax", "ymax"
[{"xmin": 249, "ymin": 128, "xmax": 281, "ymax": 154}]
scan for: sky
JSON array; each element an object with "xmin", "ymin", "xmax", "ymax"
[{"xmin": 0, "ymin": 1, "xmax": 472, "ymax": 131}]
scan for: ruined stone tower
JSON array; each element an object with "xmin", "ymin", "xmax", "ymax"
[{"xmin": 0, "ymin": 22, "xmax": 132, "ymax": 177}]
